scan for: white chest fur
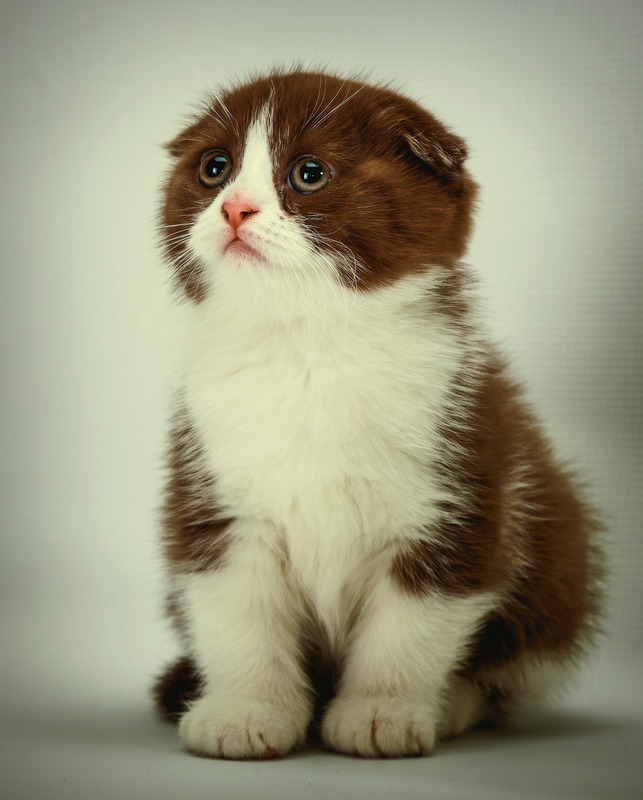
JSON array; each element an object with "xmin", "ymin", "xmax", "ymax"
[{"xmin": 181, "ymin": 268, "xmax": 466, "ymax": 615}]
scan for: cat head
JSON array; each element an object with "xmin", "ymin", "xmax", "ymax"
[{"xmin": 160, "ymin": 70, "xmax": 477, "ymax": 302}]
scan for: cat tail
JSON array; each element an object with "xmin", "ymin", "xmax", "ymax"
[{"xmin": 152, "ymin": 656, "xmax": 203, "ymax": 723}]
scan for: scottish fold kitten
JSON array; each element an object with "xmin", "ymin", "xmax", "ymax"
[{"xmin": 153, "ymin": 70, "xmax": 602, "ymax": 759}]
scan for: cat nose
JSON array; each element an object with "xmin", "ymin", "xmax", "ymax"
[{"xmin": 221, "ymin": 200, "xmax": 258, "ymax": 230}]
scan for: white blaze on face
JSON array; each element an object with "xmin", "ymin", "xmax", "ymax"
[{"xmin": 223, "ymin": 107, "xmax": 275, "ymax": 209}]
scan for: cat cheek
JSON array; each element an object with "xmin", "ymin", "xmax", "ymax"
[{"xmin": 279, "ymin": 192, "xmax": 302, "ymax": 218}]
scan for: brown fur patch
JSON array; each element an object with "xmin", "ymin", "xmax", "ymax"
[
  {"xmin": 391, "ymin": 354, "xmax": 604, "ymax": 677},
  {"xmin": 162, "ymin": 407, "xmax": 234, "ymax": 572}
]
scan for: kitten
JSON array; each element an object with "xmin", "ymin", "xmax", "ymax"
[{"xmin": 153, "ymin": 69, "xmax": 602, "ymax": 759}]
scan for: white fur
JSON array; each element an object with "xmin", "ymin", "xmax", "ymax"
[
  {"xmin": 322, "ymin": 581, "xmax": 495, "ymax": 756},
  {"xmin": 175, "ymin": 108, "xmax": 495, "ymax": 757}
]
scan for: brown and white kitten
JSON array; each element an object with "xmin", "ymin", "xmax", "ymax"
[{"xmin": 153, "ymin": 70, "xmax": 602, "ymax": 759}]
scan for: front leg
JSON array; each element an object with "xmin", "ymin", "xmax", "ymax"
[
  {"xmin": 322, "ymin": 575, "xmax": 494, "ymax": 757},
  {"xmin": 179, "ymin": 522, "xmax": 312, "ymax": 759}
]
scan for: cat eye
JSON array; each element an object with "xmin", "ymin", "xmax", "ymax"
[
  {"xmin": 288, "ymin": 157, "xmax": 332, "ymax": 194},
  {"xmin": 198, "ymin": 150, "xmax": 232, "ymax": 188}
]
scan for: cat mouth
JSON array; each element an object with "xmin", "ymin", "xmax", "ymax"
[{"xmin": 224, "ymin": 237, "xmax": 264, "ymax": 262}]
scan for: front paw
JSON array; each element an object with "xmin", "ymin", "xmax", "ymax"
[
  {"xmin": 179, "ymin": 695, "xmax": 309, "ymax": 759},
  {"xmin": 321, "ymin": 695, "xmax": 437, "ymax": 758}
]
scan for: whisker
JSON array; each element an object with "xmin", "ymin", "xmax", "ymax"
[{"xmin": 305, "ymin": 84, "xmax": 365, "ymax": 133}]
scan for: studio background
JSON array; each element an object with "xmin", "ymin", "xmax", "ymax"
[{"xmin": 1, "ymin": 1, "xmax": 641, "ymax": 798}]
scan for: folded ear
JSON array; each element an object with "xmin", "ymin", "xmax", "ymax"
[
  {"xmin": 164, "ymin": 119, "xmax": 201, "ymax": 159},
  {"xmin": 376, "ymin": 100, "xmax": 468, "ymax": 175},
  {"xmin": 401, "ymin": 125, "xmax": 468, "ymax": 173},
  {"xmin": 165, "ymin": 136, "xmax": 186, "ymax": 159}
]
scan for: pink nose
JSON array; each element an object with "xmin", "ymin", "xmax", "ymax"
[{"xmin": 221, "ymin": 200, "xmax": 258, "ymax": 230}]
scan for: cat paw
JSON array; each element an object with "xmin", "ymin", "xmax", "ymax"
[
  {"xmin": 321, "ymin": 695, "xmax": 437, "ymax": 758},
  {"xmin": 179, "ymin": 695, "xmax": 308, "ymax": 759}
]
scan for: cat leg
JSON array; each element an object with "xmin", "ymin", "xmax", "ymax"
[
  {"xmin": 321, "ymin": 576, "xmax": 495, "ymax": 757},
  {"xmin": 437, "ymin": 676, "xmax": 488, "ymax": 739},
  {"xmin": 178, "ymin": 523, "xmax": 311, "ymax": 759}
]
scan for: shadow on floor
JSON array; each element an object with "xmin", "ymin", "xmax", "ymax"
[
  {"xmin": 4, "ymin": 700, "xmax": 634, "ymax": 761},
  {"xmin": 441, "ymin": 706, "xmax": 631, "ymax": 756}
]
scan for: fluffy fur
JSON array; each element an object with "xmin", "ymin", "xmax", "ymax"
[{"xmin": 153, "ymin": 70, "xmax": 602, "ymax": 759}]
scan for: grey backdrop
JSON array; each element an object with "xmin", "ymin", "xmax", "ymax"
[{"xmin": 2, "ymin": 1, "xmax": 642, "ymax": 798}]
